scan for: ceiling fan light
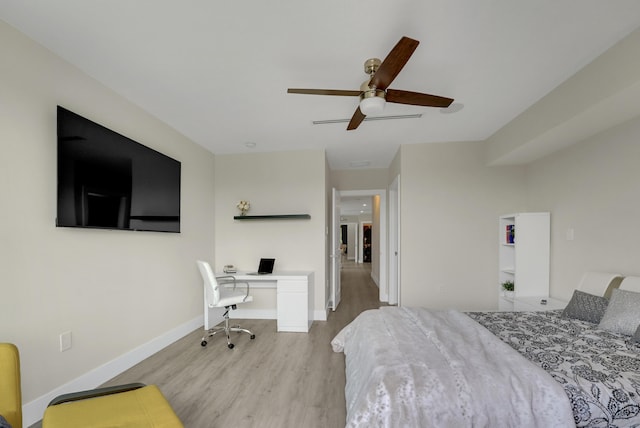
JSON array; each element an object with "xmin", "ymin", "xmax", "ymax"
[{"xmin": 360, "ymin": 96, "xmax": 386, "ymax": 116}]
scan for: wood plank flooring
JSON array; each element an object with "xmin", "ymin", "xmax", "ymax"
[{"xmin": 100, "ymin": 260, "xmax": 382, "ymax": 428}]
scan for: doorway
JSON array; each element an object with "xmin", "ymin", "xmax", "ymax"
[
  {"xmin": 337, "ymin": 189, "xmax": 387, "ymax": 302},
  {"xmin": 362, "ymin": 223, "xmax": 372, "ymax": 263},
  {"xmin": 340, "ymin": 223, "xmax": 358, "ymax": 262}
]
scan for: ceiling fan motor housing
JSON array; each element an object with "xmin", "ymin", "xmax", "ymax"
[
  {"xmin": 361, "ymin": 87, "xmax": 385, "ymax": 100},
  {"xmin": 360, "ymin": 57, "xmax": 386, "ymax": 115},
  {"xmin": 364, "ymin": 58, "xmax": 382, "ymax": 75}
]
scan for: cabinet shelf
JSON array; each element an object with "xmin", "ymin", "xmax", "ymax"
[{"xmin": 234, "ymin": 214, "xmax": 311, "ymax": 220}]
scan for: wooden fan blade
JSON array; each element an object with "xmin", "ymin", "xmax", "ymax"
[
  {"xmin": 347, "ymin": 107, "xmax": 366, "ymax": 130},
  {"xmin": 287, "ymin": 88, "xmax": 361, "ymax": 96},
  {"xmin": 370, "ymin": 37, "xmax": 419, "ymax": 90},
  {"xmin": 386, "ymin": 89, "xmax": 454, "ymax": 108}
]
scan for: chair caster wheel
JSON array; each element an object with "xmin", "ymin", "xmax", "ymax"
[
  {"xmin": 228, "ymin": 343, "xmax": 235, "ymax": 349},
  {"xmin": 250, "ymin": 334, "xmax": 256, "ymax": 340},
  {"xmin": 201, "ymin": 341, "xmax": 207, "ymax": 347}
]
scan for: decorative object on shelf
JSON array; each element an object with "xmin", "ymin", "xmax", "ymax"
[
  {"xmin": 505, "ymin": 225, "xmax": 515, "ymax": 244},
  {"xmin": 502, "ymin": 280, "xmax": 515, "ymax": 299},
  {"xmin": 236, "ymin": 200, "xmax": 250, "ymax": 216},
  {"xmin": 502, "ymin": 280, "xmax": 514, "ymax": 292}
]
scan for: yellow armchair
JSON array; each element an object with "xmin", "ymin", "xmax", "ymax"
[
  {"xmin": 43, "ymin": 383, "xmax": 183, "ymax": 428},
  {"xmin": 0, "ymin": 344, "xmax": 21, "ymax": 428},
  {"xmin": 0, "ymin": 343, "xmax": 183, "ymax": 428}
]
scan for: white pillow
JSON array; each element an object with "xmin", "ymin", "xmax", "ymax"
[{"xmin": 598, "ymin": 288, "xmax": 640, "ymax": 336}]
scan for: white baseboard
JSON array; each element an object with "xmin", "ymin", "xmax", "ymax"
[
  {"xmin": 371, "ymin": 271, "xmax": 388, "ymax": 301},
  {"xmin": 314, "ymin": 309, "xmax": 327, "ymax": 321},
  {"xmin": 371, "ymin": 271, "xmax": 379, "ymax": 287},
  {"xmin": 23, "ymin": 316, "xmax": 202, "ymax": 427},
  {"xmin": 229, "ymin": 308, "xmax": 328, "ymax": 322},
  {"xmin": 228, "ymin": 308, "xmax": 277, "ymax": 320}
]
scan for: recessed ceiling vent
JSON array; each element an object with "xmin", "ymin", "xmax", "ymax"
[{"xmin": 313, "ymin": 114, "xmax": 422, "ymax": 125}]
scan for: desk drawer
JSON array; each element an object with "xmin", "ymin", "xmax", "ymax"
[{"xmin": 276, "ymin": 280, "xmax": 307, "ymax": 293}]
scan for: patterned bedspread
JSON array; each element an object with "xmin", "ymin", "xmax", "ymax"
[{"xmin": 467, "ymin": 310, "xmax": 640, "ymax": 428}]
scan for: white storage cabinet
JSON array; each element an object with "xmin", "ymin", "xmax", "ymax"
[{"xmin": 498, "ymin": 212, "xmax": 556, "ymax": 311}]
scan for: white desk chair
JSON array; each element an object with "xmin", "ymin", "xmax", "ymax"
[{"xmin": 197, "ymin": 260, "xmax": 255, "ymax": 349}]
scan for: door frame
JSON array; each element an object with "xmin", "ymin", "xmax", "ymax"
[
  {"xmin": 330, "ymin": 188, "xmax": 341, "ymax": 310},
  {"xmin": 388, "ymin": 175, "xmax": 400, "ymax": 305},
  {"xmin": 339, "ymin": 189, "xmax": 387, "ymax": 302},
  {"xmin": 340, "ymin": 222, "xmax": 358, "ymax": 261},
  {"xmin": 359, "ymin": 221, "xmax": 372, "ymax": 264}
]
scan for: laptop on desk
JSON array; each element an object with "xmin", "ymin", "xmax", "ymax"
[{"xmin": 247, "ymin": 258, "xmax": 275, "ymax": 275}]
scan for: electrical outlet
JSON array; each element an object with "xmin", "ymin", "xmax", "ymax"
[
  {"xmin": 566, "ymin": 228, "xmax": 575, "ymax": 241},
  {"xmin": 59, "ymin": 331, "xmax": 72, "ymax": 352}
]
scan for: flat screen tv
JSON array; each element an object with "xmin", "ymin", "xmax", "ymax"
[{"xmin": 56, "ymin": 106, "xmax": 181, "ymax": 232}]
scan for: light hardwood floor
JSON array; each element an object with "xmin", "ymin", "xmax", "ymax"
[{"xmin": 99, "ymin": 260, "xmax": 382, "ymax": 428}]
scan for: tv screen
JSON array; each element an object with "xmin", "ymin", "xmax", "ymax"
[{"xmin": 56, "ymin": 106, "xmax": 181, "ymax": 232}]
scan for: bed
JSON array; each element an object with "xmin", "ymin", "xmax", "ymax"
[{"xmin": 331, "ymin": 274, "xmax": 640, "ymax": 427}]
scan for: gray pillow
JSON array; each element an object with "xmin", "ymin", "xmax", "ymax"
[
  {"xmin": 598, "ymin": 288, "xmax": 640, "ymax": 335},
  {"xmin": 562, "ymin": 289, "xmax": 609, "ymax": 323},
  {"xmin": 633, "ymin": 324, "xmax": 640, "ymax": 343}
]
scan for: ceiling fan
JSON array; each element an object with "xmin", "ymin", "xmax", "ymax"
[{"xmin": 288, "ymin": 36, "xmax": 454, "ymax": 130}]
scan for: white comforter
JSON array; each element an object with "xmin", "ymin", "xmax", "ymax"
[{"xmin": 331, "ymin": 307, "xmax": 575, "ymax": 428}]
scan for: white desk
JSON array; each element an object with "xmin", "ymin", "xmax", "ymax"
[{"xmin": 210, "ymin": 271, "xmax": 314, "ymax": 332}]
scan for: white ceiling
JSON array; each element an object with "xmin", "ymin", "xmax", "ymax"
[{"xmin": 2, "ymin": 1, "xmax": 640, "ymax": 169}]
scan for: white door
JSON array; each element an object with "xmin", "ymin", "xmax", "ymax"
[
  {"xmin": 330, "ymin": 188, "xmax": 342, "ymax": 310},
  {"xmin": 389, "ymin": 175, "xmax": 400, "ymax": 305}
]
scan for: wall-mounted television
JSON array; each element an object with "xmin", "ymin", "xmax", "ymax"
[{"xmin": 56, "ymin": 106, "xmax": 181, "ymax": 233}]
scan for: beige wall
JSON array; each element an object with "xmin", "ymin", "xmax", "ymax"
[
  {"xmin": 527, "ymin": 115, "xmax": 640, "ymax": 300},
  {"xmin": 330, "ymin": 168, "xmax": 388, "ymax": 190},
  {"xmin": 213, "ymin": 150, "xmax": 327, "ymax": 315},
  {"xmin": 337, "ymin": 115, "xmax": 640, "ymax": 312},
  {"xmin": 486, "ymin": 27, "xmax": 640, "ymax": 166},
  {"xmin": 398, "ymin": 142, "xmax": 526, "ymax": 310},
  {"xmin": 389, "ymin": 147, "xmax": 401, "ymax": 181},
  {"xmin": 0, "ymin": 19, "xmax": 215, "ymax": 414}
]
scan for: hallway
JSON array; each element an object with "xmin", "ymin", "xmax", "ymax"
[{"xmin": 328, "ymin": 259, "xmax": 384, "ymax": 331}]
